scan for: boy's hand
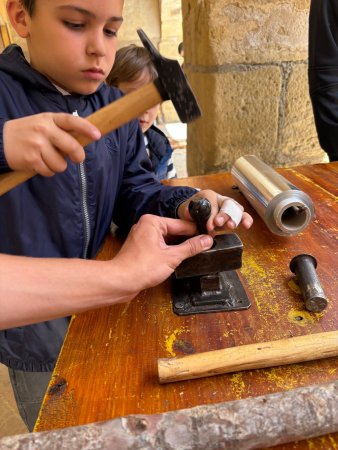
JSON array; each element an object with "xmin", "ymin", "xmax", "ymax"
[
  {"xmin": 177, "ymin": 189, "xmax": 253, "ymax": 233},
  {"xmin": 3, "ymin": 113, "xmax": 101, "ymax": 176},
  {"xmin": 112, "ymin": 214, "xmax": 213, "ymax": 294}
]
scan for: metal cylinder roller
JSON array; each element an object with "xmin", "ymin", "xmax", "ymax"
[
  {"xmin": 289, "ymin": 254, "xmax": 328, "ymax": 313},
  {"xmin": 231, "ymin": 155, "xmax": 314, "ymax": 236}
]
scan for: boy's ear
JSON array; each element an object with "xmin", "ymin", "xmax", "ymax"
[{"xmin": 6, "ymin": 0, "xmax": 30, "ymax": 38}]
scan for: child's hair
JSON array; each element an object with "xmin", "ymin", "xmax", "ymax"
[
  {"xmin": 21, "ymin": 0, "xmax": 35, "ymax": 15},
  {"xmin": 106, "ymin": 44, "xmax": 157, "ymax": 87}
]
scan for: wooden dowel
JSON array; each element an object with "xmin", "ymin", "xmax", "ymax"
[
  {"xmin": 0, "ymin": 82, "xmax": 162, "ymax": 196},
  {"xmin": 158, "ymin": 330, "xmax": 338, "ymax": 383}
]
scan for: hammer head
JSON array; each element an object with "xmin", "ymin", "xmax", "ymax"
[{"xmin": 137, "ymin": 28, "xmax": 201, "ymax": 123}]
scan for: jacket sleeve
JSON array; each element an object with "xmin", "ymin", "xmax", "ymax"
[
  {"xmin": 113, "ymin": 120, "xmax": 197, "ymax": 231},
  {"xmin": 309, "ymin": 0, "xmax": 338, "ymax": 161}
]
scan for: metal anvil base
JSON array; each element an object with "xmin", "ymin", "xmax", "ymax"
[{"xmin": 172, "ymin": 234, "xmax": 251, "ymax": 316}]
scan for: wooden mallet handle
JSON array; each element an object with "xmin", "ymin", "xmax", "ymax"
[
  {"xmin": 158, "ymin": 330, "xmax": 338, "ymax": 383},
  {"xmin": 0, "ymin": 82, "xmax": 162, "ymax": 196}
]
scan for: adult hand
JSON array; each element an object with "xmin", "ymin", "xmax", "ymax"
[
  {"xmin": 177, "ymin": 189, "xmax": 253, "ymax": 233},
  {"xmin": 111, "ymin": 214, "xmax": 213, "ymax": 295},
  {"xmin": 3, "ymin": 113, "xmax": 101, "ymax": 176},
  {"xmin": 0, "ymin": 215, "xmax": 212, "ymax": 327}
]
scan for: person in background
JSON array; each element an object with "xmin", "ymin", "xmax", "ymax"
[
  {"xmin": 309, "ymin": 0, "xmax": 338, "ymax": 161},
  {"xmin": 107, "ymin": 44, "xmax": 177, "ymax": 180}
]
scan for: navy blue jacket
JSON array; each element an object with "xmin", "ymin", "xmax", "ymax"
[
  {"xmin": 146, "ymin": 125, "xmax": 176, "ymax": 180},
  {"xmin": 0, "ymin": 45, "xmax": 196, "ymax": 371},
  {"xmin": 309, "ymin": 0, "xmax": 338, "ymax": 161}
]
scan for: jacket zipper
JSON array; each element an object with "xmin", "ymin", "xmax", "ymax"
[
  {"xmin": 73, "ymin": 110, "xmax": 91, "ymax": 259},
  {"xmin": 79, "ymin": 161, "xmax": 91, "ymax": 259}
]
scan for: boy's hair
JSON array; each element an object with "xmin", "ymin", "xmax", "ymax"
[
  {"xmin": 21, "ymin": 0, "xmax": 35, "ymax": 15},
  {"xmin": 106, "ymin": 44, "xmax": 157, "ymax": 87}
]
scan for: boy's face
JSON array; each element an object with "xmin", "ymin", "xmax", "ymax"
[
  {"xmin": 139, "ymin": 104, "xmax": 160, "ymax": 133},
  {"xmin": 9, "ymin": 0, "xmax": 124, "ymax": 94}
]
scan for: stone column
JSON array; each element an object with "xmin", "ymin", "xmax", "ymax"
[
  {"xmin": 118, "ymin": 0, "xmax": 161, "ymax": 47},
  {"xmin": 158, "ymin": 0, "xmax": 183, "ymax": 123},
  {"xmin": 182, "ymin": 0, "xmax": 327, "ymax": 175}
]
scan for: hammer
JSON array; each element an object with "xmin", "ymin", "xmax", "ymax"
[{"xmin": 0, "ymin": 29, "xmax": 201, "ymax": 196}]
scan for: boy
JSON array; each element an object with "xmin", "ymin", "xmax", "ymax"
[
  {"xmin": 0, "ymin": 0, "xmax": 252, "ymax": 431},
  {"xmin": 107, "ymin": 44, "xmax": 177, "ymax": 180}
]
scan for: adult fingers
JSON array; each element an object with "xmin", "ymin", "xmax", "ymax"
[
  {"xmin": 159, "ymin": 217, "xmax": 214, "ymax": 259},
  {"xmin": 175, "ymin": 234, "xmax": 213, "ymax": 261},
  {"xmin": 159, "ymin": 216, "xmax": 199, "ymax": 237}
]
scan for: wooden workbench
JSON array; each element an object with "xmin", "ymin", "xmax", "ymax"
[{"xmin": 35, "ymin": 162, "xmax": 338, "ymax": 449}]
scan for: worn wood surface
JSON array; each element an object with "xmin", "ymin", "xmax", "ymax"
[{"xmin": 35, "ymin": 163, "xmax": 338, "ymax": 449}]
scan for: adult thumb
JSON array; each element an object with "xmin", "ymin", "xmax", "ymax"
[{"xmin": 180, "ymin": 234, "xmax": 213, "ymax": 259}]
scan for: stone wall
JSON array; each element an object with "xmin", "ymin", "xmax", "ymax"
[{"xmin": 183, "ymin": 0, "xmax": 327, "ymax": 174}]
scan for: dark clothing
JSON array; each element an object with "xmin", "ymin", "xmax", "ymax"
[
  {"xmin": 145, "ymin": 125, "xmax": 176, "ymax": 180},
  {"xmin": 309, "ymin": 0, "xmax": 338, "ymax": 161},
  {"xmin": 8, "ymin": 368, "xmax": 51, "ymax": 431},
  {"xmin": 0, "ymin": 45, "xmax": 197, "ymax": 371}
]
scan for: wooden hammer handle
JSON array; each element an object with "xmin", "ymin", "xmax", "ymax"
[
  {"xmin": 0, "ymin": 82, "xmax": 162, "ymax": 196},
  {"xmin": 158, "ymin": 330, "xmax": 338, "ymax": 383}
]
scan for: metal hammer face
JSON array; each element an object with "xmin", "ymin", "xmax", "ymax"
[
  {"xmin": 137, "ymin": 29, "xmax": 201, "ymax": 123},
  {"xmin": 175, "ymin": 233, "xmax": 243, "ymax": 279}
]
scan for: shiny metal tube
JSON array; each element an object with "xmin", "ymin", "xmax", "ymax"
[{"xmin": 231, "ymin": 155, "xmax": 314, "ymax": 236}]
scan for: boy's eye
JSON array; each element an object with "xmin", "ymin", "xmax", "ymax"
[
  {"xmin": 104, "ymin": 28, "xmax": 118, "ymax": 38},
  {"xmin": 63, "ymin": 21, "xmax": 84, "ymax": 30}
]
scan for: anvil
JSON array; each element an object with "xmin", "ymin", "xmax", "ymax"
[{"xmin": 172, "ymin": 198, "xmax": 251, "ymax": 316}]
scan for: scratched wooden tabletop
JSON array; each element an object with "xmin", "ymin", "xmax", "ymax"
[{"xmin": 35, "ymin": 163, "xmax": 338, "ymax": 449}]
